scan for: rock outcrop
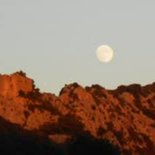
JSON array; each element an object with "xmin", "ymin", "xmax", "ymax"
[{"xmin": 0, "ymin": 71, "xmax": 155, "ymax": 155}]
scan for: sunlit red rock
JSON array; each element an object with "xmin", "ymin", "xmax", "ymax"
[{"xmin": 0, "ymin": 71, "xmax": 155, "ymax": 154}]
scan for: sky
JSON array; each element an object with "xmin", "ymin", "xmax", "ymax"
[{"xmin": 0, "ymin": 0, "xmax": 155, "ymax": 95}]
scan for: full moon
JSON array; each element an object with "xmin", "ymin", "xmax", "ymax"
[{"xmin": 96, "ymin": 45, "xmax": 114, "ymax": 63}]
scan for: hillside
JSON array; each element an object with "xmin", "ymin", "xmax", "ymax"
[{"xmin": 0, "ymin": 71, "xmax": 154, "ymax": 155}]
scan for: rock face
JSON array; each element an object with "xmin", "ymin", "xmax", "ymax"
[{"xmin": 0, "ymin": 71, "xmax": 155, "ymax": 155}]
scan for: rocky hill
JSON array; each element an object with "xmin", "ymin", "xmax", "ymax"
[{"xmin": 0, "ymin": 71, "xmax": 154, "ymax": 155}]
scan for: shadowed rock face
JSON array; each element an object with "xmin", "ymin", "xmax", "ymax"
[{"xmin": 0, "ymin": 71, "xmax": 155, "ymax": 154}]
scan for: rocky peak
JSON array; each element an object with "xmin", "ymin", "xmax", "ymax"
[
  {"xmin": 0, "ymin": 71, "xmax": 34, "ymax": 99},
  {"xmin": 59, "ymin": 83, "xmax": 81, "ymax": 95}
]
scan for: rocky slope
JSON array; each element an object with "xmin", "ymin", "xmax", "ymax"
[{"xmin": 0, "ymin": 71, "xmax": 155, "ymax": 155}]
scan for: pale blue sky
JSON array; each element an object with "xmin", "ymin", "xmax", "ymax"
[{"xmin": 0, "ymin": 0, "xmax": 155, "ymax": 94}]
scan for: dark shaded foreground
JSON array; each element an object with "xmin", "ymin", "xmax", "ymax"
[{"xmin": 0, "ymin": 117, "xmax": 120, "ymax": 155}]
